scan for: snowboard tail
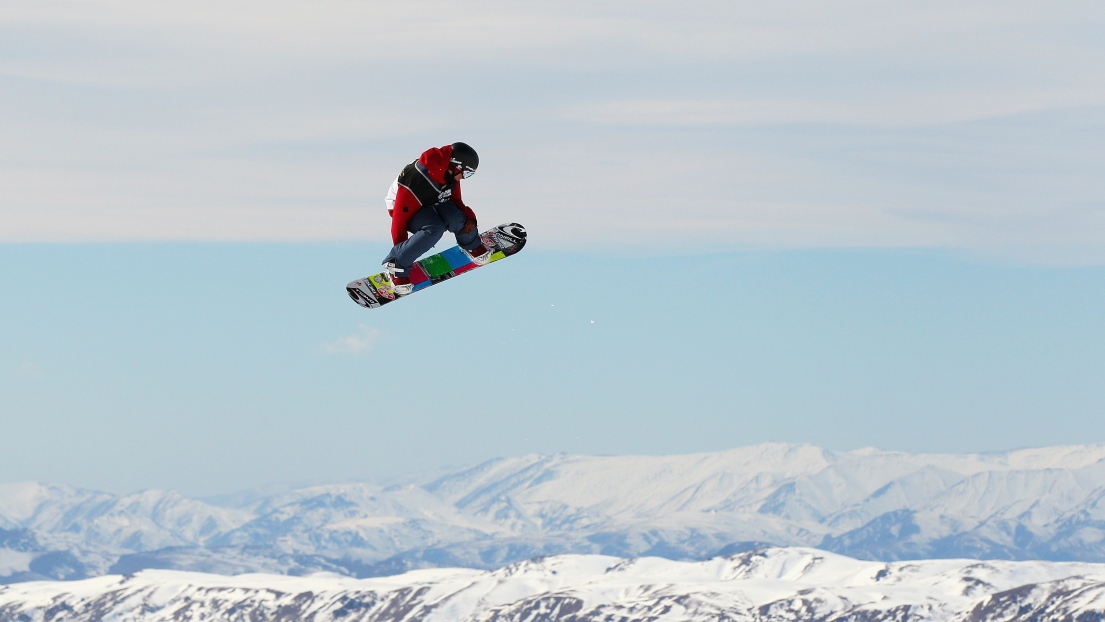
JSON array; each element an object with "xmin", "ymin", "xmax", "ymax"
[{"xmin": 346, "ymin": 223, "xmax": 526, "ymax": 309}]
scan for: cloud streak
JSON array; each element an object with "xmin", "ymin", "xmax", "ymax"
[
  {"xmin": 1, "ymin": 0, "xmax": 1103, "ymax": 262},
  {"xmin": 562, "ymin": 92, "xmax": 1105, "ymax": 128},
  {"xmin": 320, "ymin": 326, "xmax": 382, "ymax": 356}
]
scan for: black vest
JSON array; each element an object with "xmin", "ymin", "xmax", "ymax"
[{"xmin": 397, "ymin": 161, "xmax": 455, "ymax": 207}]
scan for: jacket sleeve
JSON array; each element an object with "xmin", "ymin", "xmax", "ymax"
[{"xmin": 390, "ymin": 186, "xmax": 420, "ymax": 244}]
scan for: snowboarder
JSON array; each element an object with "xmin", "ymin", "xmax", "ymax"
[{"xmin": 382, "ymin": 142, "xmax": 491, "ymax": 295}]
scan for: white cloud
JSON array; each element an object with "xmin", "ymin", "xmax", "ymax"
[
  {"xmin": 561, "ymin": 90, "xmax": 1105, "ymax": 128},
  {"xmin": 3, "ymin": 1, "xmax": 1097, "ymax": 87},
  {"xmin": 11, "ymin": 361, "xmax": 46, "ymax": 381},
  {"xmin": 1, "ymin": 0, "xmax": 1103, "ymax": 262},
  {"xmin": 321, "ymin": 326, "xmax": 382, "ymax": 356}
]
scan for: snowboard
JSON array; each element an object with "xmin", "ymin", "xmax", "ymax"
[{"xmin": 346, "ymin": 223, "xmax": 527, "ymax": 309}]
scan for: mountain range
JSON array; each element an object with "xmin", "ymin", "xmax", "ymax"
[
  {"xmin": 3, "ymin": 547, "xmax": 1105, "ymax": 621},
  {"xmin": 3, "ymin": 442, "xmax": 1105, "ymax": 583}
]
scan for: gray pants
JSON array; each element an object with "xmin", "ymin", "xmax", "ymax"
[{"xmin": 383, "ymin": 201, "xmax": 481, "ymax": 275}]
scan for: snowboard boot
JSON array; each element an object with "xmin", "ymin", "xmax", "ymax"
[
  {"xmin": 385, "ymin": 262, "xmax": 413, "ymax": 295},
  {"xmin": 464, "ymin": 243, "xmax": 492, "ymax": 266}
]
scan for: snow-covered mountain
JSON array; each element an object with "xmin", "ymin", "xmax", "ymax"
[
  {"xmin": 4, "ymin": 443, "xmax": 1105, "ymax": 583},
  {"xmin": 0, "ymin": 483, "xmax": 249, "ymax": 548},
  {"xmin": 3, "ymin": 547, "xmax": 1105, "ymax": 621}
]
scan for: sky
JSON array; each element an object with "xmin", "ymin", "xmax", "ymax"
[{"xmin": 1, "ymin": 1, "xmax": 1104, "ymax": 496}]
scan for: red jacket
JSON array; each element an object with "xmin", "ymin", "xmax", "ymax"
[{"xmin": 387, "ymin": 145, "xmax": 477, "ymax": 245}]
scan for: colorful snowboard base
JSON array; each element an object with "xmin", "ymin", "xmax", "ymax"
[{"xmin": 346, "ymin": 223, "xmax": 527, "ymax": 309}]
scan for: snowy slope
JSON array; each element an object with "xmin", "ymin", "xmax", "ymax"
[
  {"xmin": 2, "ymin": 548, "xmax": 1105, "ymax": 621},
  {"xmin": 0, "ymin": 483, "xmax": 249, "ymax": 550},
  {"xmin": 208, "ymin": 483, "xmax": 503, "ymax": 558},
  {"xmin": 4, "ymin": 443, "xmax": 1105, "ymax": 582}
]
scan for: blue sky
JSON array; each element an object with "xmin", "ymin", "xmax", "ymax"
[{"xmin": 1, "ymin": 1, "xmax": 1104, "ymax": 496}]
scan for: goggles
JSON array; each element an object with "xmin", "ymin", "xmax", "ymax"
[{"xmin": 451, "ymin": 158, "xmax": 476, "ymax": 179}]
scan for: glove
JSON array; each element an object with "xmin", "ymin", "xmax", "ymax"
[{"xmin": 460, "ymin": 217, "xmax": 477, "ymax": 235}]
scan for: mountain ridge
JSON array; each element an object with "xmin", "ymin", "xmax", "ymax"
[
  {"xmin": 3, "ymin": 547, "xmax": 1105, "ymax": 621},
  {"xmin": 4, "ymin": 442, "xmax": 1105, "ymax": 583}
]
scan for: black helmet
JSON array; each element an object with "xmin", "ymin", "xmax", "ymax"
[{"xmin": 450, "ymin": 142, "xmax": 479, "ymax": 178}]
